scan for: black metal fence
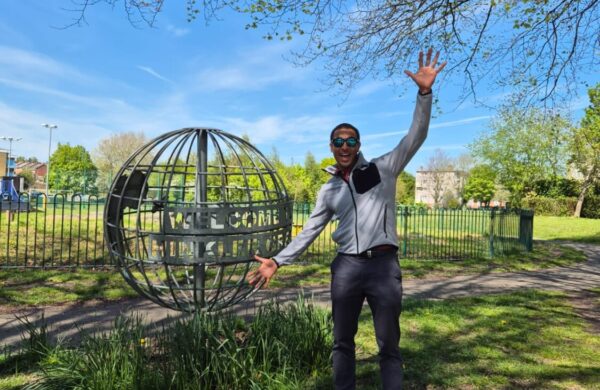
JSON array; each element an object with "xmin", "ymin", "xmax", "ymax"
[
  {"xmin": 0, "ymin": 195, "xmax": 533, "ymax": 268},
  {"xmin": 295, "ymin": 204, "xmax": 534, "ymax": 263}
]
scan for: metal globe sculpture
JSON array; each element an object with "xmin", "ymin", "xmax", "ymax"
[{"xmin": 105, "ymin": 128, "xmax": 292, "ymax": 312}]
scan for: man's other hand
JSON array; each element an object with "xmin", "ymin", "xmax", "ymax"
[{"xmin": 247, "ymin": 255, "xmax": 279, "ymax": 288}]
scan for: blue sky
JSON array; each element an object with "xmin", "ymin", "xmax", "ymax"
[{"xmin": 0, "ymin": 2, "xmax": 597, "ymax": 174}]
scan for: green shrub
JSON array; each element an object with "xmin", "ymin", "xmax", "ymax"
[
  {"xmin": 521, "ymin": 194, "xmax": 600, "ymax": 219},
  {"xmin": 582, "ymin": 194, "xmax": 600, "ymax": 219},
  {"xmin": 521, "ymin": 196, "xmax": 577, "ymax": 216},
  {"xmin": 531, "ymin": 178, "xmax": 581, "ymax": 197}
]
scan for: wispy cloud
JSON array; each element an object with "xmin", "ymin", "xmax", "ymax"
[
  {"xmin": 165, "ymin": 24, "xmax": 190, "ymax": 37},
  {"xmin": 421, "ymin": 144, "xmax": 467, "ymax": 151},
  {"xmin": 193, "ymin": 65, "xmax": 303, "ymax": 92},
  {"xmin": 0, "ymin": 45, "xmax": 90, "ymax": 83},
  {"xmin": 352, "ymin": 80, "xmax": 387, "ymax": 97},
  {"xmin": 430, "ymin": 115, "xmax": 491, "ymax": 129},
  {"xmin": 377, "ymin": 109, "xmax": 411, "ymax": 118},
  {"xmin": 189, "ymin": 44, "xmax": 308, "ymax": 92},
  {"xmin": 215, "ymin": 114, "xmax": 336, "ymax": 144},
  {"xmin": 0, "ymin": 77, "xmax": 125, "ymax": 109},
  {"xmin": 568, "ymin": 94, "xmax": 590, "ymax": 112},
  {"xmin": 362, "ymin": 130, "xmax": 408, "ymax": 141},
  {"xmin": 362, "ymin": 115, "xmax": 491, "ymax": 141},
  {"xmin": 137, "ymin": 65, "xmax": 172, "ymax": 83}
]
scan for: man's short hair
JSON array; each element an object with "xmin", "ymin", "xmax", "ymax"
[{"xmin": 330, "ymin": 123, "xmax": 360, "ymax": 141}]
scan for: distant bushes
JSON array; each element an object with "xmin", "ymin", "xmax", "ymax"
[
  {"xmin": 522, "ymin": 195, "xmax": 600, "ymax": 218},
  {"xmin": 581, "ymin": 195, "xmax": 600, "ymax": 219},
  {"xmin": 522, "ymin": 196, "xmax": 578, "ymax": 216}
]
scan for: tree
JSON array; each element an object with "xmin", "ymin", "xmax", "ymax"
[
  {"xmin": 469, "ymin": 108, "xmax": 571, "ymax": 205},
  {"xmin": 68, "ymin": 0, "xmax": 599, "ymax": 106},
  {"xmin": 426, "ymin": 149, "xmax": 455, "ymax": 206},
  {"xmin": 19, "ymin": 171, "xmax": 35, "ymax": 190},
  {"xmin": 15, "ymin": 156, "xmax": 39, "ymax": 163},
  {"xmin": 92, "ymin": 131, "xmax": 148, "ymax": 193},
  {"xmin": 454, "ymin": 153, "xmax": 474, "ymax": 205},
  {"xmin": 463, "ymin": 165, "xmax": 497, "ymax": 206},
  {"xmin": 50, "ymin": 143, "xmax": 98, "ymax": 194},
  {"xmin": 396, "ymin": 171, "xmax": 415, "ymax": 205},
  {"xmin": 569, "ymin": 83, "xmax": 600, "ymax": 217},
  {"xmin": 303, "ymin": 152, "xmax": 321, "ymax": 202}
]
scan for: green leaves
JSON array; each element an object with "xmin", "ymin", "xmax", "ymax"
[
  {"xmin": 49, "ymin": 144, "xmax": 98, "ymax": 195},
  {"xmin": 469, "ymin": 108, "xmax": 571, "ymax": 204}
]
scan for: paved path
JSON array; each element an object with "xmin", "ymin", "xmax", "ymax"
[{"xmin": 1, "ymin": 242, "xmax": 599, "ymax": 351}]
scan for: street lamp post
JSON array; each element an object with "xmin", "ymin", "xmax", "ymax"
[
  {"xmin": 41, "ymin": 124, "xmax": 58, "ymax": 195},
  {"xmin": 0, "ymin": 136, "xmax": 22, "ymax": 176}
]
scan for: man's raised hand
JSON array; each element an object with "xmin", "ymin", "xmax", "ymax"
[{"xmin": 404, "ymin": 47, "xmax": 447, "ymax": 94}]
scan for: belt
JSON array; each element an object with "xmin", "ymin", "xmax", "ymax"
[{"xmin": 340, "ymin": 245, "xmax": 398, "ymax": 259}]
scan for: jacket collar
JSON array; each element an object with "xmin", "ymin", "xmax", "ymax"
[{"xmin": 323, "ymin": 152, "xmax": 368, "ymax": 176}]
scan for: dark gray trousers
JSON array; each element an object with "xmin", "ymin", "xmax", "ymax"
[{"xmin": 330, "ymin": 252, "xmax": 403, "ymax": 390}]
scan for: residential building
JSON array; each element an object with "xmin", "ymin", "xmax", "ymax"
[
  {"xmin": 0, "ymin": 151, "xmax": 7, "ymax": 177},
  {"xmin": 15, "ymin": 161, "xmax": 47, "ymax": 191},
  {"xmin": 415, "ymin": 169, "xmax": 467, "ymax": 206}
]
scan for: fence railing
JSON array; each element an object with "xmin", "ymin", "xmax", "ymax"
[
  {"xmin": 0, "ymin": 196, "xmax": 533, "ymax": 268},
  {"xmin": 0, "ymin": 194, "xmax": 106, "ymax": 268},
  {"xmin": 293, "ymin": 203, "xmax": 534, "ymax": 263}
]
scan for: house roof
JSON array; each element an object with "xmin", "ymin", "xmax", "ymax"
[{"xmin": 15, "ymin": 162, "xmax": 46, "ymax": 170}]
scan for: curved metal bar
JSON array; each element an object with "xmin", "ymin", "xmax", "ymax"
[{"xmin": 104, "ymin": 128, "xmax": 291, "ymax": 312}]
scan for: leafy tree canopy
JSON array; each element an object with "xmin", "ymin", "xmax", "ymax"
[
  {"xmin": 50, "ymin": 143, "xmax": 98, "ymax": 194},
  {"xmin": 463, "ymin": 164, "xmax": 497, "ymax": 205},
  {"xmin": 67, "ymin": 0, "xmax": 599, "ymax": 106},
  {"xmin": 396, "ymin": 171, "xmax": 415, "ymax": 205},
  {"xmin": 569, "ymin": 82, "xmax": 600, "ymax": 216},
  {"xmin": 92, "ymin": 131, "xmax": 149, "ymax": 193},
  {"xmin": 469, "ymin": 108, "xmax": 572, "ymax": 204},
  {"xmin": 15, "ymin": 156, "xmax": 39, "ymax": 163}
]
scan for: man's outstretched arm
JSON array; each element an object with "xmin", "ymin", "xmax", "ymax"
[
  {"xmin": 248, "ymin": 187, "xmax": 333, "ymax": 288},
  {"xmin": 382, "ymin": 48, "xmax": 446, "ymax": 176}
]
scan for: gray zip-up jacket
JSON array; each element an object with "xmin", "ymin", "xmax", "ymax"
[{"xmin": 274, "ymin": 93, "xmax": 432, "ymax": 265}]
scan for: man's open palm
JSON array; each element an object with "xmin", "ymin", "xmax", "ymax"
[{"xmin": 404, "ymin": 48, "xmax": 447, "ymax": 93}]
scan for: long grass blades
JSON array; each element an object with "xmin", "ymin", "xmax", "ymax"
[{"xmin": 22, "ymin": 294, "xmax": 332, "ymax": 389}]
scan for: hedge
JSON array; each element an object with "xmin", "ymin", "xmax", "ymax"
[
  {"xmin": 522, "ymin": 195, "xmax": 600, "ymax": 218},
  {"xmin": 522, "ymin": 196, "xmax": 577, "ymax": 216},
  {"xmin": 582, "ymin": 195, "xmax": 600, "ymax": 219}
]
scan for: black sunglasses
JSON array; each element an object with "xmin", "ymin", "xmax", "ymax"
[{"xmin": 331, "ymin": 137, "xmax": 359, "ymax": 148}]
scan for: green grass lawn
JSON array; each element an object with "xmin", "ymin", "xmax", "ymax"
[
  {"xmin": 3, "ymin": 289, "xmax": 598, "ymax": 389},
  {"xmin": 0, "ymin": 269, "xmax": 137, "ymax": 306},
  {"xmin": 534, "ymin": 215, "xmax": 600, "ymax": 243},
  {"xmin": 304, "ymin": 289, "xmax": 600, "ymax": 389},
  {"xmin": 0, "ymin": 241, "xmax": 588, "ymax": 306},
  {"xmin": 272, "ymin": 241, "xmax": 586, "ymax": 287}
]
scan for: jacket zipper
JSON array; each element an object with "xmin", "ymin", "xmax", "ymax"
[
  {"xmin": 383, "ymin": 207, "xmax": 388, "ymax": 238},
  {"xmin": 344, "ymin": 179, "xmax": 360, "ymax": 254}
]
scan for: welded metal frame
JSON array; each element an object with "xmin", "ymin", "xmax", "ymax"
[{"xmin": 104, "ymin": 128, "xmax": 292, "ymax": 312}]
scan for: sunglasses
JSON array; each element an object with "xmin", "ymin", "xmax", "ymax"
[{"xmin": 331, "ymin": 137, "xmax": 359, "ymax": 148}]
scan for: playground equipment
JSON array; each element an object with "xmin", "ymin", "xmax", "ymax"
[{"xmin": 0, "ymin": 177, "xmax": 19, "ymax": 202}]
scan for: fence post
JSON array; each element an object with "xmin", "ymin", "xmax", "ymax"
[
  {"xmin": 402, "ymin": 206, "xmax": 409, "ymax": 257},
  {"xmin": 489, "ymin": 208, "xmax": 495, "ymax": 257},
  {"xmin": 519, "ymin": 209, "xmax": 534, "ymax": 251}
]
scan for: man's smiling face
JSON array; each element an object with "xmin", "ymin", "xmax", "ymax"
[{"xmin": 330, "ymin": 127, "xmax": 361, "ymax": 169}]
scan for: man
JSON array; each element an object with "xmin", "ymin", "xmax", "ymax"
[{"xmin": 249, "ymin": 48, "xmax": 446, "ymax": 389}]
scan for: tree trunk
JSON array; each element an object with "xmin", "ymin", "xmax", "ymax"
[{"xmin": 574, "ymin": 175, "xmax": 594, "ymax": 217}]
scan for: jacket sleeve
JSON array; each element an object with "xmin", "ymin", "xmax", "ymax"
[
  {"xmin": 273, "ymin": 186, "xmax": 333, "ymax": 265},
  {"xmin": 377, "ymin": 93, "xmax": 432, "ymax": 177}
]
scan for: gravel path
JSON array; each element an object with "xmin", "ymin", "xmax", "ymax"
[{"xmin": 1, "ymin": 242, "xmax": 599, "ymax": 351}]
